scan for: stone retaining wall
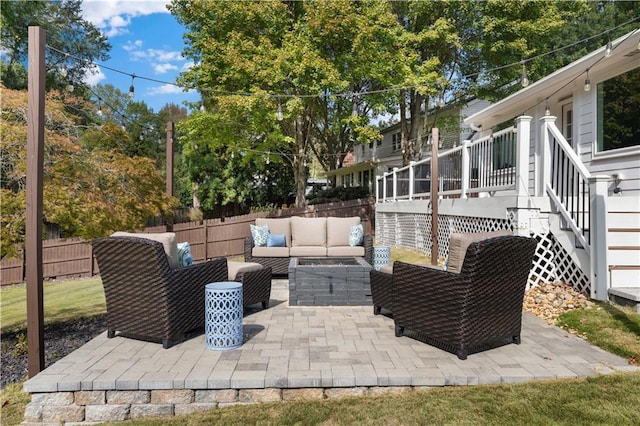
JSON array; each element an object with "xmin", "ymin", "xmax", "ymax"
[{"xmin": 23, "ymin": 386, "xmax": 414, "ymax": 424}]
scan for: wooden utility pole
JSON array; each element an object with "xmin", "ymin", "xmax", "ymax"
[
  {"xmin": 26, "ymin": 26, "xmax": 46, "ymax": 376},
  {"xmin": 166, "ymin": 121, "xmax": 174, "ymax": 198},
  {"xmin": 166, "ymin": 121, "xmax": 175, "ymax": 231},
  {"xmin": 430, "ymin": 127, "xmax": 439, "ymax": 266}
]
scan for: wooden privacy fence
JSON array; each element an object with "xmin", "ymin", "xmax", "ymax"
[{"xmin": 0, "ymin": 198, "xmax": 375, "ymax": 286}]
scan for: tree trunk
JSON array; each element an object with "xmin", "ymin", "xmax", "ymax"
[{"xmin": 294, "ymin": 113, "xmax": 309, "ymax": 208}]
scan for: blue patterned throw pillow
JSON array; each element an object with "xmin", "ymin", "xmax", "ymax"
[
  {"xmin": 177, "ymin": 242, "xmax": 193, "ymax": 267},
  {"xmin": 348, "ymin": 223, "xmax": 364, "ymax": 247},
  {"xmin": 250, "ymin": 224, "xmax": 269, "ymax": 247}
]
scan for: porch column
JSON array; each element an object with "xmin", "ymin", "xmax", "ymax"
[
  {"xmin": 382, "ymin": 172, "xmax": 388, "ymax": 201},
  {"xmin": 515, "ymin": 116, "xmax": 532, "ymax": 197},
  {"xmin": 460, "ymin": 140, "xmax": 470, "ymax": 199},
  {"xmin": 375, "ymin": 175, "xmax": 380, "ymax": 202},
  {"xmin": 589, "ymin": 175, "xmax": 610, "ymax": 301},
  {"xmin": 538, "ymin": 115, "xmax": 557, "ymax": 197},
  {"xmin": 408, "ymin": 161, "xmax": 415, "ymax": 200}
]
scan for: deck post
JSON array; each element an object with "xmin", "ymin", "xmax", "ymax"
[
  {"xmin": 460, "ymin": 140, "xmax": 470, "ymax": 199},
  {"xmin": 408, "ymin": 161, "xmax": 415, "ymax": 200},
  {"xmin": 515, "ymin": 116, "xmax": 532, "ymax": 197},
  {"xmin": 538, "ymin": 116, "xmax": 556, "ymax": 196},
  {"xmin": 589, "ymin": 176, "xmax": 610, "ymax": 301},
  {"xmin": 392, "ymin": 167, "xmax": 399, "ymax": 201}
]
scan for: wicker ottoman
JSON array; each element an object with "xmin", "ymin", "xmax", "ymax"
[
  {"xmin": 370, "ymin": 265, "xmax": 393, "ymax": 315},
  {"xmin": 227, "ymin": 261, "xmax": 272, "ymax": 309}
]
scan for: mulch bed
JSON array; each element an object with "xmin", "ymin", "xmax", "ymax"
[{"xmin": 1, "ymin": 316, "xmax": 107, "ymax": 388}]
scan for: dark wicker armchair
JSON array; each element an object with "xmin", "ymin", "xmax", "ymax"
[
  {"xmin": 92, "ymin": 236, "xmax": 228, "ymax": 349},
  {"xmin": 392, "ymin": 235, "xmax": 537, "ymax": 360}
]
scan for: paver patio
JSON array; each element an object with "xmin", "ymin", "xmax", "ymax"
[{"xmin": 22, "ymin": 279, "xmax": 638, "ymax": 424}]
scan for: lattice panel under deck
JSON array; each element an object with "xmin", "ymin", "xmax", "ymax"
[{"xmin": 375, "ymin": 211, "xmax": 592, "ymax": 296}]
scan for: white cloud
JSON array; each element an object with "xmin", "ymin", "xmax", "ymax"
[
  {"xmin": 80, "ymin": 1, "xmax": 170, "ymax": 36},
  {"xmin": 153, "ymin": 63, "xmax": 179, "ymax": 74},
  {"xmin": 123, "ymin": 40, "xmax": 143, "ymax": 52},
  {"xmin": 181, "ymin": 61, "xmax": 194, "ymax": 72},
  {"xmin": 84, "ymin": 65, "xmax": 106, "ymax": 86},
  {"xmin": 147, "ymin": 83, "xmax": 193, "ymax": 95}
]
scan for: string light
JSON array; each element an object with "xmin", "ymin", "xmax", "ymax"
[
  {"xmin": 584, "ymin": 69, "xmax": 591, "ymax": 92},
  {"xmin": 66, "ymin": 80, "xmax": 74, "ymax": 92},
  {"xmin": 520, "ymin": 60, "xmax": 529, "ymax": 87},
  {"xmin": 128, "ymin": 74, "xmax": 135, "ymax": 99},
  {"xmin": 605, "ymin": 32, "xmax": 612, "ymax": 57},
  {"xmin": 544, "ymin": 98, "xmax": 550, "ymax": 115},
  {"xmin": 199, "ymin": 100, "xmax": 206, "ymax": 112},
  {"xmin": 44, "ymin": 19, "xmax": 639, "ymax": 103},
  {"xmin": 277, "ymin": 97, "xmax": 283, "ymax": 121}
]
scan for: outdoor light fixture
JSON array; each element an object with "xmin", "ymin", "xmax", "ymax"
[
  {"xmin": 584, "ymin": 69, "xmax": 591, "ymax": 92},
  {"xmin": 200, "ymin": 101, "xmax": 206, "ymax": 112},
  {"xmin": 544, "ymin": 99, "xmax": 551, "ymax": 115},
  {"xmin": 128, "ymin": 74, "xmax": 135, "ymax": 99},
  {"xmin": 605, "ymin": 34, "xmax": 612, "ymax": 57},
  {"xmin": 520, "ymin": 61, "xmax": 529, "ymax": 87},
  {"xmin": 277, "ymin": 98, "xmax": 283, "ymax": 121}
]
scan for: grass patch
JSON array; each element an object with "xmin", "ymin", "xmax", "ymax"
[
  {"xmin": 557, "ymin": 302, "xmax": 640, "ymax": 362},
  {"xmin": 97, "ymin": 372, "xmax": 640, "ymax": 426},
  {"xmin": 0, "ymin": 277, "xmax": 106, "ymax": 334},
  {"xmin": 0, "ymin": 383, "xmax": 31, "ymax": 426},
  {"xmin": 389, "ymin": 246, "xmax": 433, "ymax": 265}
]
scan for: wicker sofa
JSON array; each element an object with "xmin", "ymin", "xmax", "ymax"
[
  {"xmin": 244, "ymin": 216, "xmax": 373, "ymax": 275},
  {"xmin": 391, "ymin": 234, "xmax": 537, "ymax": 360},
  {"xmin": 93, "ymin": 235, "xmax": 272, "ymax": 348}
]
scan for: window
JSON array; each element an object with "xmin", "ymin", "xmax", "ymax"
[
  {"xmin": 392, "ymin": 132, "xmax": 401, "ymax": 151},
  {"xmin": 597, "ymin": 67, "xmax": 640, "ymax": 152}
]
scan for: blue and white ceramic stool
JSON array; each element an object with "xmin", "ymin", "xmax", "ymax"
[
  {"xmin": 205, "ymin": 281, "xmax": 243, "ymax": 350},
  {"xmin": 372, "ymin": 246, "xmax": 391, "ymax": 271}
]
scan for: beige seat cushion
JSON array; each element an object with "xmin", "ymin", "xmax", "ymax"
[
  {"xmin": 252, "ymin": 246, "xmax": 290, "ymax": 257},
  {"xmin": 111, "ymin": 231, "xmax": 179, "ymax": 268},
  {"xmin": 291, "ymin": 217, "xmax": 327, "ymax": 247},
  {"xmin": 289, "ymin": 246, "xmax": 327, "ymax": 257},
  {"xmin": 255, "ymin": 217, "xmax": 292, "ymax": 247},
  {"xmin": 227, "ymin": 261, "xmax": 264, "ymax": 281},
  {"xmin": 326, "ymin": 217, "xmax": 361, "ymax": 247},
  {"xmin": 447, "ymin": 230, "xmax": 512, "ymax": 274},
  {"xmin": 327, "ymin": 246, "xmax": 365, "ymax": 257}
]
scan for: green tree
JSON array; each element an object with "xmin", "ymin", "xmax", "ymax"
[
  {"xmin": 0, "ymin": 87, "xmax": 176, "ymax": 259},
  {"xmin": 169, "ymin": 0, "xmax": 407, "ymax": 207},
  {"xmin": 0, "ymin": 0, "xmax": 110, "ymax": 91}
]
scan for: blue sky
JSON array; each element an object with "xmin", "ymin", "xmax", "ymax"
[{"xmin": 80, "ymin": 0, "xmax": 199, "ymax": 113}]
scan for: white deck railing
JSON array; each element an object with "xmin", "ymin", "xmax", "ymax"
[{"xmin": 375, "ymin": 115, "xmax": 610, "ymax": 301}]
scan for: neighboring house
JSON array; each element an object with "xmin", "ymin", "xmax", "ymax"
[
  {"xmin": 375, "ymin": 28, "xmax": 640, "ymax": 309},
  {"xmin": 326, "ymin": 98, "xmax": 490, "ymax": 192}
]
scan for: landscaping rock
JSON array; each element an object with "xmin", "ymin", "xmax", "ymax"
[{"xmin": 523, "ymin": 281, "xmax": 593, "ymax": 324}]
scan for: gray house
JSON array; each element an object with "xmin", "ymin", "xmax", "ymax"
[{"xmin": 375, "ymin": 28, "xmax": 640, "ymax": 309}]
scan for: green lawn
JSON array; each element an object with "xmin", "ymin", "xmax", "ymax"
[
  {"xmin": 0, "ymin": 277, "xmax": 106, "ymax": 334},
  {"xmin": 1, "ymin": 254, "xmax": 639, "ymax": 426}
]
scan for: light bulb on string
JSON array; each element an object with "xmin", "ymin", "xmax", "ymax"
[
  {"xmin": 584, "ymin": 69, "xmax": 591, "ymax": 92},
  {"xmin": 520, "ymin": 60, "xmax": 529, "ymax": 87},
  {"xmin": 605, "ymin": 33, "xmax": 612, "ymax": 57},
  {"xmin": 200, "ymin": 101, "xmax": 206, "ymax": 112},
  {"xmin": 277, "ymin": 97, "xmax": 283, "ymax": 121},
  {"xmin": 66, "ymin": 81, "xmax": 74, "ymax": 92},
  {"xmin": 128, "ymin": 74, "xmax": 135, "ymax": 99},
  {"xmin": 352, "ymin": 94, "xmax": 359, "ymax": 118},
  {"xmin": 544, "ymin": 99, "xmax": 551, "ymax": 115}
]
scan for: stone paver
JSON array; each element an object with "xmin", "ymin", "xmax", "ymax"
[{"xmin": 25, "ymin": 279, "xmax": 636, "ymax": 395}]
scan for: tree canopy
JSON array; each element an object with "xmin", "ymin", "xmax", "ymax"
[
  {"xmin": 0, "ymin": 0, "xmax": 110, "ymax": 91},
  {"xmin": 0, "ymin": 87, "xmax": 176, "ymax": 258}
]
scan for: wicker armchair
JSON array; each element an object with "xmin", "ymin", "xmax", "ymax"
[
  {"xmin": 92, "ymin": 236, "xmax": 228, "ymax": 349},
  {"xmin": 392, "ymin": 235, "xmax": 537, "ymax": 360}
]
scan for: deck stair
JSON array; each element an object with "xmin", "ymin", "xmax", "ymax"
[{"xmin": 606, "ymin": 197, "xmax": 640, "ymax": 312}]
